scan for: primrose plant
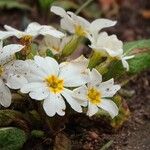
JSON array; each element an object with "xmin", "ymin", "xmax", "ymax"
[{"xmin": 1, "ymin": 6, "xmax": 149, "ymax": 137}]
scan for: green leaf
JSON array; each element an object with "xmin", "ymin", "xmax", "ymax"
[
  {"xmin": 124, "ymin": 39, "xmax": 150, "ymax": 54},
  {"xmin": 104, "ymin": 39, "xmax": 150, "ymax": 80},
  {"xmin": 53, "ymin": 1, "xmax": 78, "ymax": 10},
  {"xmin": 0, "ymin": 127, "xmax": 27, "ymax": 150},
  {"xmin": 0, "ymin": 110, "xmax": 29, "ymax": 131},
  {"xmin": 0, "ymin": 0, "xmax": 31, "ymax": 10},
  {"xmin": 38, "ymin": 0, "xmax": 55, "ymax": 11},
  {"xmin": 26, "ymin": 43, "xmax": 38, "ymax": 59},
  {"xmin": 128, "ymin": 52, "xmax": 150, "ymax": 74},
  {"xmin": 46, "ymin": 49, "xmax": 54, "ymax": 58}
]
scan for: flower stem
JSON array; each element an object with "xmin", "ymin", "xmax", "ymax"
[
  {"xmin": 75, "ymin": 0, "xmax": 95, "ymax": 15},
  {"xmin": 61, "ymin": 35, "xmax": 81, "ymax": 57},
  {"xmin": 88, "ymin": 51, "xmax": 103, "ymax": 69},
  {"xmin": 95, "ymin": 57, "xmax": 112, "ymax": 75}
]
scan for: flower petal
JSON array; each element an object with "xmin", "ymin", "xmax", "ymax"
[
  {"xmin": 29, "ymin": 87, "xmax": 49, "ymax": 100},
  {"xmin": 34, "ymin": 56, "xmax": 59, "ymax": 75},
  {"xmin": 60, "ymin": 18, "xmax": 75, "ymax": 33},
  {"xmin": 25, "ymin": 22, "xmax": 41, "ymax": 36},
  {"xmin": 21, "ymin": 82, "xmax": 46, "ymax": 93},
  {"xmin": 59, "ymin": 56, "xmax": 89, "ymax": 87},
  {"xmin": 73, "ymin": 85, "xmax": 87, "ymax": 101},
  {"xmin": 4, "ymin": 25, "xmax": 26, "ymax": 38},
  {"xmin": 98, "ymin": 79, "xmax": 120, "ymax": 97},
  {"xmin": 39, "ymin": 25, "xmax": 65, "ymax": 38},
  {"xmin": 51, "ymin": 6, "xmax": 68, "ymax": 18},
  {"xmin": 0, "ymin": 31, "xmax": 13, "ymax": 40},
  {"xmin": 90, "ymin": 19, "xmax": 117, "ymax": 33},
  {"xmin": 61, "ymin": 88, "xmax": 82, "ymax": 113},
  {"xmin": 98, "ymin": 99, "xmax": 119, "ymax": 118},
  {"xmin": 89, "ymin": 69, "xmax": 102, "ymax": 86},
  {"xmin": 6, "ymin": 74, "xmax": 28, "ymax": 90},
  {"xmin": 87, "ymin": 102, "xmax": 98, "ymax": 117},
  {"xmin": 43, "ymin": 93, "xmax": 66, "ymax": 117},
  {"xmin": 0, "ymin": 79, "xmax": 11, "ymax": 107},
  {"xmin": 0, "ymin": 44, "xmax": 24, "ymax": 65}
]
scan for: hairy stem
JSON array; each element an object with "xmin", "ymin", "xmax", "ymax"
[{"xmin": 75, "ymin": 0, "xmax": 95, "ymax": 15}]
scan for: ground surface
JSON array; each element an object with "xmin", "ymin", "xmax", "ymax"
[{"xmin": 0, "ymin": 0, "xmax": 150, "ymax": 149}]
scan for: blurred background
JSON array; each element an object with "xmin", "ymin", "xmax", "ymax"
[{"xmin": 0, "ymin": 0, "xmax": 150, "ymax": 42}]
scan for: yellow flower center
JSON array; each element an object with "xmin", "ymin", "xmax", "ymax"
[
  {"xmin": 20, "ymin": 35, "xmax": 32, "ymax": 57},
  {"xmin": 75, "ymin": 25, "xmax": 86, "ymax": 36},
  {"xmin": 20, "ymin": 35, "xmax": 32, "ymax": 45},
  {"xmin": 44, "ymin": 75, "xmax": 64, "ymax": 94},
  {"xmin": 0, "ymin": 66, "xmax": 4, "ymax": 77},
  {"xmin": 87, "ymin": 87, "xmax": 101, "ymax": 104}
]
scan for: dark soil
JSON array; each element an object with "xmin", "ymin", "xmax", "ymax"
[{"xmin": 0, "ymin": 0, "xmax": 150, "ymax": 149}]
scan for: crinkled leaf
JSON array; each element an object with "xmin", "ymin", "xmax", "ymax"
[
  {"xmin": 124, "ymin": 39, "xmax": 150, "ymax": 54},
  {"xmin": 128, "ymin": 52, "xmax": 150, "ymax": 74},
  {"xmin": 0, "ymin": 127, "xmax": 27, "ymax": 150}
]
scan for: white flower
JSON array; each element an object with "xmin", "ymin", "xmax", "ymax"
[
  {"xmin": 73, "ymin": 69, "xmax": 120, "ymax": 118},
  {"xmin": 89, "ymin": 32, "xmax": 134, "ymax": 71},
  {"xmin": 39, "ymin": 35, "xmax": 72, "ymax": 55},
  {"xmin": 120, "ymin": 55, "xmax": 134, "ymax": 71},
  {"xmin": 0, "ymin": 31, "xmax": 13, "ymax": 40},
  {"xmin": 0, "ymin": 41, "xmax": 24, "ymax": 107},
  {"xmin": 2, "ymin": 22, "xmax": 65, "ymax": 40},
  {"xmin": 89, "ymin": 32, "xmax": 123, "ymax": 56},
  {"xmin": 16, "ymin": 55, "xmax": 89, "ymax": 117},
  {"xmin": 51, "ymin": 6, "xmax": 116, "ymax": 37}
]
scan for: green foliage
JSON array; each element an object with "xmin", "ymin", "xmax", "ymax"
[
  {"xmin": 104, "ymin": 39, "xmax": 150, "ymax": 80},
  {"xmin": 31, "ymin": 130, "xmax": 44, "ymax": 138},
  {"xmin": 26, "ymin": 43, "xmax": 38, "ymax": 59},
  {"xmin": 0, "ymin": 127, "xmax": 27, "ymax": 150},
  {"xmin": 62, "ymin": 35, "xmax": 81, "ymax": 57},
  {"xmin": 0, "ymin": 110, "xmax": 23, "ymax": 127},
  {"xmin": 0, "ymin": 0, "xmax": 30, "ymax": 10},
  {"xmin": 128, "ymin": 52, "xmax": 150, "ymax": 74},
  {"xmin": 124, "ymin": 39, "xmax": 150, "ymax": 54},
  {"xmin": 53, "ymin": 0, "xmax": 78, "ymax": 10},
  {"xmin": 46, "ymin": 49, "xmax": 54, "ymax": 58},
  {"xmin": 38, "ymin": 0, "xmax": 55, "ymax": 11}
]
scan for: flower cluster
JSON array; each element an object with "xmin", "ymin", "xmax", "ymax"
[{"xmin": 0, "ymin": 6, "xmax": 134, "ymax": 118}]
